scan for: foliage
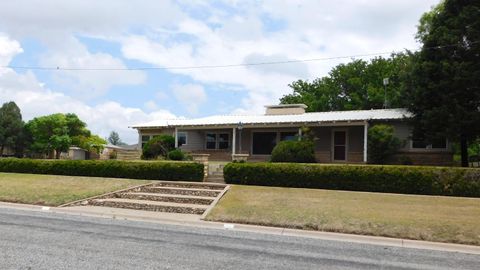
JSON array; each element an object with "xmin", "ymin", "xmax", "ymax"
[
  {"xmin": 0, "ymin": 101, "xmax": 25, "ymax": 156},
  {"xmin": 224, "ymin": 162, "xmax": 480, "ymax": 197},
  {"xmin": 270, "ymin": 140, "xmax": 316, "ymax": 163},
  {"xmin": 367, "ymin": 124, "xmax": 402, "ymax": 164},
  {"xmin": 280, "ymin": 53, "xmax": 411, "ymax": 111},
  {"xmin": 0, "ymin": 158, "xmax": 204, "ymax": 181},
  {"xmin": 25, "ymin": 113, "xmax": 102, "ymax": 159},
  {"xmin": 72, "ymin": 134, "xmax": 107, "ymax": 154},
  {"xmin": 405, "ymin": 0, "xmax": 480, "ymax": 167},
  {"xmin": 108, "ymin": 131, "xmax": 126, "ymax": 146},
  {"xmin": 142, "ymin": 135, "xmax": 175, "ymax": 159},
  {"xmin": 167, "ymin": 149, "xmax": 185, "ymax": 161}
]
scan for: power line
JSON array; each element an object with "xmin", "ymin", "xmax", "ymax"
[{"xmin": 1, "ymin": 40, "xmax": 478, "ymax": 72}]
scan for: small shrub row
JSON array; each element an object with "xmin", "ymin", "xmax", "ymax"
[
  {"xmin": 0, "ymin": 158, "xmax": 204, "ymax": 181},
  {"xmin": 224, "ymin": 162, "xmax": 480, "ymax": 197}
]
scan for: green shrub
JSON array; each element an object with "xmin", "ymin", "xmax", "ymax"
[
  {"xmin": 167, "ymin": 149, "xmax": 185, "ymax": 161},
  {"xmin": 224, "ymin": 162, "xmax": 480, "ymax": 197},
  {"xmin": 368, "ymin": 124, "xmax": 402, "ymax": 164},
  {"xmin": 0, "ymin": 158, "xmax": 203, "ymax": 181},
  {"xmin": 142, "ymin": 135, "xmax": 175, "ymax": 160},
  {"xmin": 271, "ymin": 140, "xmax": 316, "ymax": 163}
]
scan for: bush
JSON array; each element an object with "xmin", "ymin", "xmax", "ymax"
[
  {"xmin": 368, "ymin": 124, "xmax": 402, "ymax": 164},
  {"xmin": 224, "ymin": 162, "xmax": 480, "ymax": 197},
  {"xmin": 142, "ymin": 135, "xmax": 175, "ymax": 160},
  {"xmin": 271, "ymin": 140, "xmax": 316, "ymax": 163},
  {"xmin": 168, "ymin": 149, "xmax": 185, "ymax": 161},
  {"xmin": 0, "ymin": 158, "xmax": 203, "ymax": 181}
]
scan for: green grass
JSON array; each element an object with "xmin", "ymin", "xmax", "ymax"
[
  {"xmin": 207, "ymin": 185, "xmax": 480, "ymax": 245},
  {"xmin": 0, "ymin": 173, "xmax": 152, "ymax": 206}
]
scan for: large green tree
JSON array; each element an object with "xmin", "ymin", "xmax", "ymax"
[
  {"xmin": 108, "ymin": 131, "xmax": 125, "ymax": 146},
  {"xmin": 0, "ymin": 101, "xmax": 25, "ymax": 156},
  {"xmin": 280, "ymin": 53, "xmax": 411, "ymax": 111},
  {"xmin": 405, "ymin": 0, "xmax": 480, "ymax": 167},
  {"xmin": 26, "ymin": 113, "xmax": 95, "ymax": 159}
]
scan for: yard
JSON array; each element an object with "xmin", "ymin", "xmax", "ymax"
[
  {"xmin": 206, "ymin": 185, "xmax": 480, "ymax": 245},
  {"xmin": 0, "ymin": 173, "xmax": 152, "ymax": 206}
]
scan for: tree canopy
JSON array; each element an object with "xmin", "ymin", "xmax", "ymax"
[
  {"xmin": 405, "ymin": 0, "xmax": 480, "ymax": 167},
  {"xmin": 280, "ymin": 53, "xmax": 411, "ymax": 111},
  {"xmin": 25, "ymin": 113, "xmax": 102, "ymax": 158},
  {"xmin": 0, "ymin": 101, "xmax": 24, "ymax": 156}
]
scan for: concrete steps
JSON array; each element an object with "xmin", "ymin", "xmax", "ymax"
[
  {"xmin": 205, "ymin": 163, "xmax": 226, "ymax": 183},
  {"xmin": 90, "ymin": 198, "xmax": 208, "ymax": 215},
  {"xmin": 74, "ymin": 181, "xmax": 228, "ymax": 216},
  {"xmin": 115, "ymin": 192, "xmax": 214, "ymax": 205},
  {"xmin": 116, "ymin": 150, "xmax": 141, "ymax": 160}
]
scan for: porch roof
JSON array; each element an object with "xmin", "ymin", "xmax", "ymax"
[{"xmin": 131, "ymin": 108, "xmax": 411, "ymax": 129}]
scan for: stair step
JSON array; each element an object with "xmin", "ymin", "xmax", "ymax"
[
  {"xmin": 90, "ymin": 198, "xmax": 207, "ymax": 214},
  {"xmin": 154, "ymin": 182, "xmax": 225, "ymax": 190},
  {"xmin": 115, "ymin": 192, "xmax": 214, "ymax": 205},
  {"xmin": 139, "ymin": 186, "xmax": 221, "ymax": 197}
]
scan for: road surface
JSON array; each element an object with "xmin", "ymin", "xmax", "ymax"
[{"xmin": 1, "ymin": 207, "xmax": 479, "ymax": 269}]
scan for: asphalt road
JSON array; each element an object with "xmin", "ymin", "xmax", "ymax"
[{"xmin": 1, "ymin": 208, "xmax": 479, "ymax": 270}]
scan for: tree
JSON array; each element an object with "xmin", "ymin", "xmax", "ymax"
[
  {"xmin": 280, "ymin": 53, "xmax": 411, "ymax": 111},
  {"xmin": 25, "ymin": 113, "xmax": 101, "ymax": 159},
  {"xmin": 26, "ymin": 114, "xmax": 71, "ymax": 159},
  {"xmin": 405, "ymin": 0, "xmax": 480, "ymax": 167},
  {"xmin": 108, "ymin": 131, "xmax": 125, "ymax": 146},
  {"xmin": 0, "ymin": 101, "xmax": 25, "ymax": 156},
  {"xmin": 367, "ymin": 124, "xmax": 402, "ymax": 164},
  {"xmin": 142, "ymin": 135, "xmax": 175, "ymax": 160}
]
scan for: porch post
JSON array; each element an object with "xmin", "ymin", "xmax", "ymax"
[
  {"xmin": 174, "ymin": 127, "xmax": 178, "ymax": 148},
  {"xmin": 298, "ymin": 127, "xmax": 302, "ymax": 141},
  {"xmin": 363, "ymin": 122, "xmax": 368, "ymax": 163},
  {"xmin": 232, "ymin": 127, "xmax": 236, "ymax": 155}
]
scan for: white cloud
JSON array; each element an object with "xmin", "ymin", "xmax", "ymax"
[
  {"xmin": 171, "ymin": 83, "xmax": 207, "ymax": 114},
  {"xmin": 144, "ymin": 100, "xmax": 158, "ymax": 111},
  {"xmin": 0, "ymin": 34, "xmax": 176, "ymax": 144}
]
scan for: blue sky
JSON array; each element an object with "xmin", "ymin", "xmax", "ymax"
[{"xmin": 0, "ymin": 0, "xmax": 439, "ymax": 143}]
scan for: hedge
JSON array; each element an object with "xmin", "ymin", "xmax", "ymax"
[
  {"xmin": 224, "ymin": 162, "xmax": 480, "ymax": 197},
  {"xmin": 0, "ymin": 158, "xmax": 204, "ymax": 181}
]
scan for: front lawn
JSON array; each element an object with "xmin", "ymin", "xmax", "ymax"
[
  {"xmin": 207, "ymin": 185, "xmax": 480, "ymax": 245},
  {"xmin": 0, "ymin": 173, "xmax": 152, "ymax": 206}
]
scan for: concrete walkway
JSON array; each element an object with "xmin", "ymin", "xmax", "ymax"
[{"xmin": 1, "ymin": 201, "xmax": 479, "ymax": 256}]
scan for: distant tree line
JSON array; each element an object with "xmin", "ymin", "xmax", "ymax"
[{"xmin": 0, "ymin": 101, "xmax": 106, "ymax": 159}]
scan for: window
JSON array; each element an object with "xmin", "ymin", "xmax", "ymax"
[
  {"xmin": 141, "ymin": 135, "xmax": 151, "ymax": 148},
  {"xmin": 280, "ymin": 132, "xmax": 297, "ymax": 141},
  {"xmin": 205, "ymin": 133, "xmax": 229, "ymax": 149},
  {"xmin": 252, "ymin": 132, "xmax": 277, "ymax": 155},
  {"xmin": 218, "ymin": 133, "xmax": 229, "ymax": 149},
  {"xmin": 206, "ymin": 133, "xmax": 216, "ymax": 149},
  {"xmin": 177, "ymin": 132, "xmax": 187, "ymax": 146},
  {"xmin": 412, "ymin": 136, "xmax": 447, "ymax": 149}
]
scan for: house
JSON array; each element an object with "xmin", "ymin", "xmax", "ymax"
[{"xmin": 131, "ymin": 104, "xmax": 453, "ymax": 165}]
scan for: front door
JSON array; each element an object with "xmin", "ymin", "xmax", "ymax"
[
  {"xmin": 252, "ymin": 132, "xmax": 277, "ymax": 155},
  {"xmin": 333, "ymin": 130, "xmax": 347, "ymax": 161}
]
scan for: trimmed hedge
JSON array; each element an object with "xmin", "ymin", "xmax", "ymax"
[
  {"xmin": 224, "ymin": 162, "xmax": 480, "ymax": 197},
  {"xmin": 0, "ymin": 158, "xmax": 204, "ymax": 181}
]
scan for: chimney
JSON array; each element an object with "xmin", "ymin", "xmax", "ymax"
[{"xmin": 265, "ymin": 104, "xmax": 307, "ymax": 115}]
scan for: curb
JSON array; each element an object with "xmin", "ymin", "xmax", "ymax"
[{"xmin": 1, "ymin": 201, "xmax": 479, "ymax": 255}]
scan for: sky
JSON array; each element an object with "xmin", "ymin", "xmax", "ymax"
[{"xmin": 0, "ymin": 0, "xmax": 440, "ymax": 144}]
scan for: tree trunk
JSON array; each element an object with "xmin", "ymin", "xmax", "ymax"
[
  {"xmin": 460, "ymin": 134, "xmax": 469, "ymax": 167},
  {"xmin": 0, "ymin": 145, "xmax": 4, "ymax": 156}
]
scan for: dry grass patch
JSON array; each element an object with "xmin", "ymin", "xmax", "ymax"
[
  {"xmin": 0, "ymin": 173, "xmax": 152, "ymax": 206},
  {"xmin": 207, "ymin": 185, "xmax": 480, "ymax": 245}
]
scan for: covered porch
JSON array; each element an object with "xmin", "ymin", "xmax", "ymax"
[{"xmin": 173, "ymin": 122, "xmax": 369, "ymax": 163}]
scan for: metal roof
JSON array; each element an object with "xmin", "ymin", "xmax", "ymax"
[{"xmin": 131, "ymin": 108, "xmax": 411, "ymax": 129}]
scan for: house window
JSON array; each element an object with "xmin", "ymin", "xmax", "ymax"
[
  {"xmin": 280, "ymin": 132, "xmax": 297, "ymax": 141},
  {"xmin": 177, "ymin": 132, "xmax": 187, "ymax": 146},
  {"xmin": 206, "ymin": 133, "xmax": 216, "ymax": 149},
  {"xmin": 141, "ymin": 135, "xmax": 151, "ymax": 148},
  {"xmin": 218, "ymin": 133, "xmax": 229, "ymax": 149},
  {"xmin": 412, "ymin": 136, "xmax": 447, "ymax": 149},
  {"xmin": 252, "ymin": 132, "xmax": 277, "ymax": 155},
  {"xmin": 205, "ymin": 133, "xmax": 230, "ymax": 150}
]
